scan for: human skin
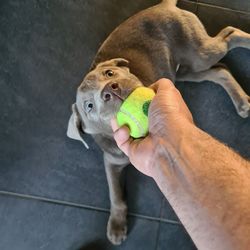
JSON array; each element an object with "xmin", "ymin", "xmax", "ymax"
[{"xmin": 111, "ymin": 78, "xmax": 250, "ymax": 250}]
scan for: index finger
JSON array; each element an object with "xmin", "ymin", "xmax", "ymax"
[
  {"xmin": 149, "ymin": 78, "xmax": 175, "ymax": 93},
  {"xmin": 111, "ymin": 117, "xmax": 120, "ymax": 132}
]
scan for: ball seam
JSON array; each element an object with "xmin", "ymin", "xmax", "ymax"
[{"xmin": 119, "ymin": 108, "xmax": 145, "ymax": 137}]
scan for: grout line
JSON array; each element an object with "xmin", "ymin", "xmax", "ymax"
[
  {"xmin": 0, "ymin": 190, "xmax": 110, "ymax": 212},
  {"xmin": 154, "ymin": 197, "xmax": 165, "ymax": 250},
  {"xmin": 154, "ymin": 223, "xmax": 161, "ymax": 250},
  {"xmin": 129, "ymin": 212, "xmax": 180, "ymax": 225},
  {"xmin": 195, "ymin": 0, "xmax": 199, "ymax": 14},
  {"xmin": 0, "ymin": 190, "xmax": 181, "ymax": 225},
  {"xmin": 181, "ymin": 0, "xmax": 250, "ymax": 15}
]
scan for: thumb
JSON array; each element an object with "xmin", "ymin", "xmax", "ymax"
[
  {"xmin": 111, "ymin": 118, "xmax": 155, "ymax": 177},
  {"xmin": 111, "ymin": 118, "xmax": 133, "ymax": 156}
]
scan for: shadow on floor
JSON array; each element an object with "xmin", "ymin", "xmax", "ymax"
[{"xmin": 77, "ymin": 239, "xmax": 112, "ymax": 250}]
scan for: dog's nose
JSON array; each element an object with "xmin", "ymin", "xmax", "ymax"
[{"xmin": 101, "ymin": 82, "xmax": 121, "ymax": 102}]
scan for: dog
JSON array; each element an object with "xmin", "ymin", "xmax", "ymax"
[{"xmin": 67, "ymin": 0, "xmax": 250, "ymax": 245}]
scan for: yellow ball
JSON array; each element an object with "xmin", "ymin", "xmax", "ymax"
[{"xmin": 117, "ymin": 87, "xmax": 155, "ymax": 138}]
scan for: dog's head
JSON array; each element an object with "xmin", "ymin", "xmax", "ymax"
[{"xmin": 67, "ymin": 58, "xmax": 143, "ymax": 147}]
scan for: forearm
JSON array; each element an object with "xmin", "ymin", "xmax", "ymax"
[{"xmin": 153, "ymin": 122, "xmax": 250, "ymax": 250}]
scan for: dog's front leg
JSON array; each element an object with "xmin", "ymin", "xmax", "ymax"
[{"xmin": 104, "ymin": 152, "xmax": 128, "ymax": 245}]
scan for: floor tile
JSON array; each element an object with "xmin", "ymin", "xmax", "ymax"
[
  {"xmin": 0, "ymin": 134, "xmax": 164, "ymax": 217},
  {"xmin": 221, "ymin": 48, "xmax": 250, "ymax": 95},
  {"xmin": 0, "ymin": 0, "xmax": 167, "ymax": 218},
  {"xmin": 177, "ymin": 0, "xmax": 198, "ymax": 13},
  {"xmin": 125, "ymin": 166, "xmax": 164, "ymax": 217},
  {"xmin": 198, "ymin": 0, "xmax": 250, "ymax": 13},
  {"xmin": 0, "ymin": 194, "xmax": 159, "ymax": 250},
  {"xmin": 197, "ymin": 4, "xmax": 250, "ymax": 36},
  {"xmin": 157, "ymin": 222, "xmax": 197, "ymax": 250},
  {"xmin": 175, "ymin": 80, "xmax": 250, "ymax": 159}
]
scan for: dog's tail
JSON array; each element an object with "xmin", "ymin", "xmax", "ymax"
[{"xmin": 161, "ymin": 0, "xmax": 177, "ymax": 6}]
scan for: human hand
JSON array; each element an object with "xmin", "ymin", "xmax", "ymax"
[{"xmin": 111, "ymin": 78, "xmax": 194, "ymax": 178}]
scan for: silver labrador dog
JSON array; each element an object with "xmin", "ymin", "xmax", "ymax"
[{"xmin": 67, "ymin": 0, "xmax": 250, "ymax": 245}]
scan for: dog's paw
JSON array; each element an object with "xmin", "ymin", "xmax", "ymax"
[
  {"xmin": 236, "ymin": 95, "xmax": 250, "ymax": 118},
  {"xmin": 107, "ymin": 215, "xmax": 127, "ymax": 245}
]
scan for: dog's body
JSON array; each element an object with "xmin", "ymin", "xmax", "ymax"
[{"xmin": 67, "ymin": 0, "xmax": 250, "ymax": 245}]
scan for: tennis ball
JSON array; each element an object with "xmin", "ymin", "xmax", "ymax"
[{"xmin": 117, "ymin": 87, "xmax": 155, "ymax": 138}]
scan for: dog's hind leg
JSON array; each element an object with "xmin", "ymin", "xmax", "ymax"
[
  {"xmin": 176, "ymin": 66, "xmax": 250, "ymax": 118},
  {"xmin": 187, "ymin": 26, "xmax": 250, "ymax": 72},
  {"xmin": 177, "ymin": 9, "xmax": 250, "ymax": 73}
]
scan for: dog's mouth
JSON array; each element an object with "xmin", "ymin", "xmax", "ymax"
[
  {"xmin": 101, "ymin": 81, "xmax": 136, "ymax": 104},
  {"xmin": 100, "ymin": 85, "xmax": 136, "ymax": 122},
  {"xmin": 104, "ymin": 91, "xmax": 124, "ymax": 102},
  {"xmin": 113, "ymin": 92, "xmax": 124, "ymax": 101}
]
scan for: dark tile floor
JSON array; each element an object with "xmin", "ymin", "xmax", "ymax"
[{"xmin": 0, "ymin": 0, "xmax": 249, "ymax": 249}]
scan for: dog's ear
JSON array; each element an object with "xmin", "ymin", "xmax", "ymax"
[
  {"xmin": 96, "ymin": 58, "xmax": 129, "ymax": 68},
  {"xmin": 67, "ymin": 103, "xmax": 89, "ymax": 149}
]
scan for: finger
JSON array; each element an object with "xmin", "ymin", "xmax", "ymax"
[
  {"xmin": 149, "ymin": 78, "xmax": 175, "ymax": 93},
  {"xmin": 111, "ymin": 117, "xmax": 119, "ymax": 132},
  {"xmin": 113, "ymin": 126, "xmax": 132, "ymax": 156},
  {"xmin": 111, "ymin": 117, "xmax": 140, "ymax": 157}
]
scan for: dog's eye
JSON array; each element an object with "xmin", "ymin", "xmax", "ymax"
[
  {"xmin": 83, "ymin": 101, "xmax": 94, "ymax": 113},
  {"xmin": 105, "ymin": 70, "xmax": 114, "ymax": 78}
]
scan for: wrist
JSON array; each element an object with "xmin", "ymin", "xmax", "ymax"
[{"xmin": 150, "ymin": 119, "xmax": 196, "ymax": 179}]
